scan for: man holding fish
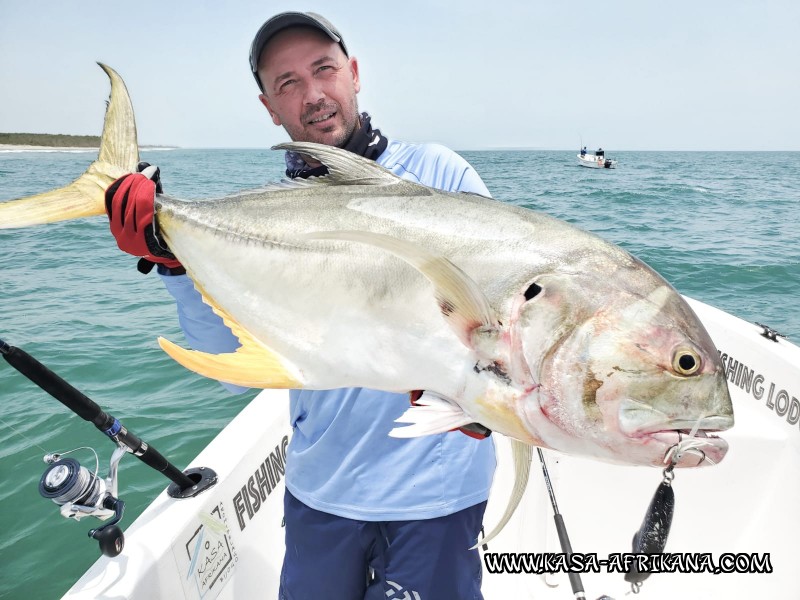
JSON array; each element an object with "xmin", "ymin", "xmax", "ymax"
[{"xmin": 104, "ymin": 11, "xmax": 497, "ymax": 600}]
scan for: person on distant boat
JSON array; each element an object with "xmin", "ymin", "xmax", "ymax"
[
  {"xmin": 580, "ymin": 146, "xmax": 587, "ymax": 157},
  {"xmin": 103, "ymin": 11, "xmax": 495, "ymax": 600},
  {"xmin": 597, "ymin": 147, "xmax": 604, "ymax": 158}
]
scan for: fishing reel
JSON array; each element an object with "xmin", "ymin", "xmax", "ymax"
[
  {"xmin": 39, "ymin": 445, "xmax": 127, "ymax": 557},
  {"xmin": 1, "ymin": 338, "xmax": 217, "ymax": 560}
]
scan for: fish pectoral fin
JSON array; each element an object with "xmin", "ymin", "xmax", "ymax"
[
  {"xmin": 389, "ymin": 391, "xmax": 475, "ymax": 438},
  {"xmin": 158, "ymin": 336, "xmax": 302, "ymax": 389},
  {"xmin": 472, "ymin": 438, "xmax": 533, "ymax": 549},
  {"xmin": 301, "ymin": 230, "xmax": 502, "ymax": 355}
]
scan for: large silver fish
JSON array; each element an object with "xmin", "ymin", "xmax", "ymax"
[{"xmin": 0, "ymin": 66, "xmax": 733, "ymax": 533}]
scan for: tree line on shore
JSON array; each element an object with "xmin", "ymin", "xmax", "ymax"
[{"xmin": 0, "ymin": 133, "xmax": 100, "ymax": 147}]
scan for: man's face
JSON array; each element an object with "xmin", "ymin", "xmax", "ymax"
[{"xmin": 257, "ymin": 27, "xmax": 361, "ymax": 148}]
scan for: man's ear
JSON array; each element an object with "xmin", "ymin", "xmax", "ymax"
[
  {"xmin": 349, "ymin": 56, "xmax": 361, "ymax": 94},
  {"xmin": 259, "ymin": 94, "xmax": 282, "ymax": 126}
]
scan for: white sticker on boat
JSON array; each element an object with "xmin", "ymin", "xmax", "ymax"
[{"xmin": 173, "ymin": 502, "xmax": 238, "ymax": 600}]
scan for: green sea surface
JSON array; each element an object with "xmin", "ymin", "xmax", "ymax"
[{"xmin": 0, "ymin": 148, "xmax": 798, "ymax": 599}]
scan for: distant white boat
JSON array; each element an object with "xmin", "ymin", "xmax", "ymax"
[{"xmin": 578, "ymin": 150, "xmax": 617, "ymax": 169}]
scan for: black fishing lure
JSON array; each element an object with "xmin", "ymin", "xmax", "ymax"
[{"xmin": 625, "ymin": 469, "xmax": 676, "ymax": 589}]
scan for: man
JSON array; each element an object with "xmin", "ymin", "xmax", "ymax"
[{"xmin": 105, "ymin": 12, "xmax": 496, "ymax": 599}]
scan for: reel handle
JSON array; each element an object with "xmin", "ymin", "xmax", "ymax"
[{"xmin": 88, "ymin": 496, "xmax": 126, "ymax": 557}]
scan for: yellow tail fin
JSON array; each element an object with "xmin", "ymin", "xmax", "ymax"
[{"xmin": 0, "ymin": 63, "xmax": 138, "ymax": 229}]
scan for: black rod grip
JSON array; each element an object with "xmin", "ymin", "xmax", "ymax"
[
  {"xmin": 1, "ymin": 340, "xmax": 110, "ymax": 428},
  {"xmin": 554, "ymin": 514, "xmax": 585, "ymax": 598}
]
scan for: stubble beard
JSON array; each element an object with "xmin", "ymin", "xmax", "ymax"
[{"xmin": 290, "ymin": 96, "xmax": 361, "ymax": 148}]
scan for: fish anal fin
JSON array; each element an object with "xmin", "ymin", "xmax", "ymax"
[
  {"xmin": 158, "ymin": 336, "xmax": 301, "ymax": 389},
  {"xmin": 160, "ymin": 281, "xmax": 303, "ymax": 389}
]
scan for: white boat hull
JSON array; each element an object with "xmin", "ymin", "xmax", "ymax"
[
  {"xmin": 63, "ymin": 297, "xmax": 799, "ymax": 599},
  {"xmin": 578, "ymin": 153, "xmax": 617, "ymax": 168}
]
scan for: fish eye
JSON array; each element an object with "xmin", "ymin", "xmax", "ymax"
[
  {"xmin": 672, "ymin": 348, "xmax": 701, "ymax": 376},
  {"xmin": 524, "ymin": 282, "xmax": 542, "ymax": 301}
]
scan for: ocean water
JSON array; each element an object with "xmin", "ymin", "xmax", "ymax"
[{"xmin": 0, "ymin": 148, "xmax": 798, "ymax": 599}]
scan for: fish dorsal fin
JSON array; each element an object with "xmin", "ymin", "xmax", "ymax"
[{"xmin": 273, "ymin": 142, "xmax": 409, "ymax": 187}]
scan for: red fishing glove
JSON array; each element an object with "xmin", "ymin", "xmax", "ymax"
[{"xmin": 104, "ymin": 163, "xmax": 183, "ymax": 274}]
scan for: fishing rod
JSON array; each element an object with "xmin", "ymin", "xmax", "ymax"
[
  {"xmin": 537, "ymin": 448, "xmax": 586, "ymax": 600},
  {"xmin": 536, "ymin": 446, "xmax": 683, "ymax": 598},
  {"xmin": 0, "ymin": 338, "xmax": 217, "ymax": 557}
]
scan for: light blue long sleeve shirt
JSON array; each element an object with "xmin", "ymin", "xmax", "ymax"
[{"xmin": 161, "ymin": 139, "xmax": 497, "ymax": 520}]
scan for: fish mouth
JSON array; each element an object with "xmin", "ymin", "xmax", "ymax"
[
  {"xmin": 646, "ymin": 427, "xmax": 730, "ymax": 468},
  {"xmin": 618, "ymin": 400, "xmax": 733, "ymax": 467}
]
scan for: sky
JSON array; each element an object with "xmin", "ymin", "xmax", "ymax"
[{"xmin": 1, "ymin": 0, "xmax": 798, "ymax": 151}]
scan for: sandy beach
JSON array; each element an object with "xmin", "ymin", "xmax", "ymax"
[{"xmin": 0, "ymin": 144, "xmax": 177, "ymax": 153}]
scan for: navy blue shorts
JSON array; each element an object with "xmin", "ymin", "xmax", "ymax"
[{"xmin": 279, "ymin": 490, "xmax": 486, "ymax": 600}]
